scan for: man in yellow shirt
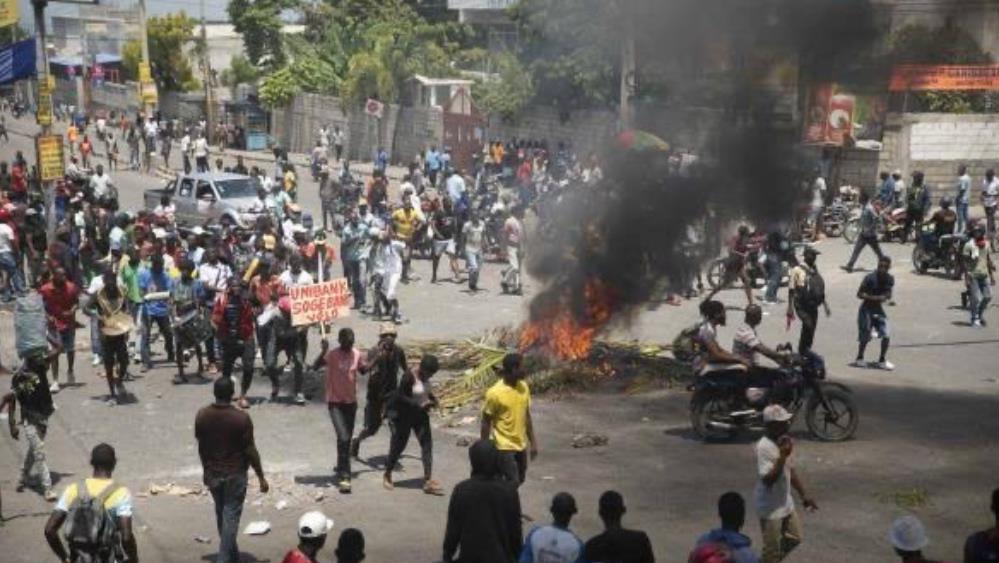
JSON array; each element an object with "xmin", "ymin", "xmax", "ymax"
[
  {"xmin": 481, "ymin": 352, "xmax": 538, "ymax": 487},
  {"xmin": 67, "ymin": 124, "xmax": 79, "ymax": 156},
  {"xmin": 44, "ymin": 443, "xmax": 138, "ymax": 562},
  {"xmin": 391, "ymin": 199, "xmax": 422, "ymax": 282}
]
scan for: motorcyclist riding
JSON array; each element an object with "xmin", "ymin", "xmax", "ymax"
[
  {"xmin": 928, "ymin": 196, "xmax": 958, "ymax": 240},
  {"xmin": 733, "ymin": 304, "xmax": 792, "ymax": 403}
]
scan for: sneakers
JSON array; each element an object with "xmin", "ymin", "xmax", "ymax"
[
  {"xmin": 294, "ymin": 393, "xmax": 306, "ymax": 405},
  {"xmin": 49, "ymin": 381, "xmax": 60, "ymax": 393},
  {"xmin": 874, "ymin": 360, "xmax": 895, "ymax": 371},
  {"xmin": 91, "ymin": 355, "xmax": 102, "ymax": 367},
  {"xmin": 972, "ymin": 319, "xmax": 982, "ymax": 328},
  {"xmin": 338, "ymin": 478, "xmax": 352, "ymax": 494},
  {"xmin": 848, "ymin": 360, "xmax": 867, "ymax": 369}
]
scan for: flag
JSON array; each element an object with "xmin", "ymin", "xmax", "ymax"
[{"xmin": 0, "ymin": 39, "xmax": 37, "ymax": 85}]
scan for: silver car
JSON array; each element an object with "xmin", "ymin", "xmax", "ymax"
[{"xmin": 144, "ymin": 172, "xmax": 265, "ymax": 228}]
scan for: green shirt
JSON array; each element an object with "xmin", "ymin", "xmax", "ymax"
[{"xmin": 120, "ymin": 262, "xmax": 142, "ymax": 303}]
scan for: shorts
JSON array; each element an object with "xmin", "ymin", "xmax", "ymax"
[
  {"xmin": 432, "ymin": 239, "xmax": 455, "ymax": 256},
  {"xmin": 857, "ymin": 310, "xmax": 890, "ymax": 343},
  {"xmin": 51, "ymin": 328, "xmax": 76, "ymax": 352},
  {"xmin": 385, "ymin": 273, "xmax": 401, "ymax": 300}
]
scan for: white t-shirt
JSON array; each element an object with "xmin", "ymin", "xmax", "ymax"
[
  {"xmin": 983, "ymin": 178, "xmax": 999, "ymax": 208},
  {"xmin": 0, "ymin": 223, "xmax": 14, "ymax": 254},
  {"xmin": 755, "ymin": 436, "xmax": 794, "ymax": 520},
  {"xmin": 811, "ymin": 177, "xmax": 826, "ymax": 209},
  {"xmin": 198, "ymin": 262, "xmax": 232, "ymax": 293},
  {"xmin": 279, "ymin": 270, "xmax": 314, "ymax": 289},
  {"xmin": 733, "ymin": 324, "xmax": 761, "ymax": 366},
  {"xmin": 522, "ymin": 524, "xmax": 585, "ymax": 563},
  {"xmin": 90, "ymin": 174, "xmax": 113, "ymax": 198},
  {"xmin": 463, "ymin": 222, "xmax": 484, "ymax": 254},
  {"xmin": 193, "ymin": 138, "xmax": 209, "ymax": 158},
  {"xmin": 87, "ymin": 276, "xmax": 105, "ymax": 295},
  {"xmin": 180, "ymin": 135, "xmax": 191, "ymax": 153}
]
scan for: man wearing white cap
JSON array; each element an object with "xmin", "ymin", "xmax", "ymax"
[
  {"xmin": 889, "ymin": 514, "xmax": 945, "ymax": 562},
  {"xmin": 755, "ymin": 404, "xmax": 817, "ymax": 563},
  {"xmin": 282, "ymin": 510, "xmax": 334, "ymax": 563}
]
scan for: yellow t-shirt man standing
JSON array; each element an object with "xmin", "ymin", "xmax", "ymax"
[{"xmin": 481, "ymin": 353, "xmax": 537, "ymax": 486}]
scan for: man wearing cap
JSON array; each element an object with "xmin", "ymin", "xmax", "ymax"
[
  {"xmin": 351, "ymin": 323, "xmax": 409, "ymax": 459},
  {"xmin": 755, "ymin": 404, "xmax": 817, "ymax": 563},
  {"xmin": 282, "ymin": 511, "xmax": 334, "ymax": 563},
  {"xmin": 787, "ymin": 247, "xmax": 830, "ymax": 354},
  {"xmin": 889, "ymin": 515, "xmax": 945, "ymax": 563},
  {"xmin": 520, "ymin": 492, "xmax": 586, "ymax": 563}
]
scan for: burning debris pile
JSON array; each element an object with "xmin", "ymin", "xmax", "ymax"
[{"xmin": 410, "ymin": 327, "xmax": 688, "ymax": 411}]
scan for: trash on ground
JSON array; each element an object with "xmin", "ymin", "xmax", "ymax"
[
  {"xmin": 243, "ymin": 521, "xmax": 271, "ymax": 536},
  {"xmin": 572, "ymin": 433, "xmax": 609, "ymax": 448}
]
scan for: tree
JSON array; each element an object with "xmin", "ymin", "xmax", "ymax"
[
  {"xmin": 475, "ymin": 53, "xmax": 534, "ymax": 123},
  {"xmin": 228, "ymin": 0, "xmax": 295, "ymax": 69},
  {"xmin": 136, "ymin": 13, "xmax": 202, "ymax": 92},
  {"xmin": 889, "ymin": 23, "xmax": 996, "ymax": 113},
  {"xmin": 220, "ymin": 54, "xmax": 261, "ymax": 89}
]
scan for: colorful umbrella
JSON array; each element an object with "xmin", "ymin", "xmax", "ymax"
[{"xmin": 616, "ymin": 129, "xmax": 671, "ymax": 152}]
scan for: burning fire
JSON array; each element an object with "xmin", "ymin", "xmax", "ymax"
[{"xmin": 519, "ymin": 279, "xmax": 617, "ymax": 361}]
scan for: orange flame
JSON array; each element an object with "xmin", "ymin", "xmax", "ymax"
[{"xmin": 519, "ymin": 279, "xmax": 617, "ymax": 361}]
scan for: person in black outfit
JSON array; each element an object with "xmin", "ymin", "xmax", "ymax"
[
  {"xmin": 383, "ymin": 355, "xmax": 443, "ymax": 495},
  {"xmin": 350, "ymin": 323, "xmax": 408, "ymax": 458},
  {"xmin": 584, "ymin": 490, "xmax": 655, "ymax": 563},
  {"xmin": 443, "ymin": 439, "xmax": 521, "ymax": 563}
]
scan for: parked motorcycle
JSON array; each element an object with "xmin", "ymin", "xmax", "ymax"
[
  {"xmin": 689, "ymin": 348, "xmax": 859, "ymax": 442},
  {"xmin": 706, "ymin": 233, "xmax": 794, "ymax": 290},
  {"xmin": 843, "ymin": 204, "xmax": 907, "ymax": 243},
  {"xmin": 912, "ymin": 227, "xmax": 965, "ymax": 279}
]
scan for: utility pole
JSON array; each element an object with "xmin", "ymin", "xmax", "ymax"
[
  {"xmin": 80, "ymin": 11, "xmax": 90, "ymax": 115},
  {"xmin": 618, "ymin": 0, "xmax": 636, "ymax": 130},
  {"xmin": 200, "ymin": 0, "xmax": 214, "ymax": 144},
  {"xmin": 138, "ymin": 0, "xmax": 154, "ymax": 117},
  {"xmin": 31, "ymin": 0, "xmax": 57, "ymax": 240}
]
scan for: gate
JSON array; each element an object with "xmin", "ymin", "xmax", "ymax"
[{"xmin": 442, "ymin": 88, "xmax": 484, "ymax": 173}]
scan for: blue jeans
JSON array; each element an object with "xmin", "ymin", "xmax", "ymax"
[
  {"xmin": 140, "ymin": 312, "xmax": 173, "ymax": 368},
  {"xmin": 209, "ymin": 473, "xmax": 247, "ymax": 563},
  {"xmin": 968, "ymin": 275, "xmax": 992, "ymax": 323},
  {"xmin": 765, "ymin": 254, "xmax": 782, "ymax": 302},
  {"xmin": 0, "ymin": 251, "xmax": 25, "ymax": 300},
  {"xmin": 956, "ymin": 202, "xmax": 969, "ymax": 233},
  {"xmin": 343, "ymin": 258, "xmax": 365, "ymax": 307},
  {"xmin": 466, "ymin": 250, "xmax": 481, "ymax": 290},
  {"xmin": 89, "ymin": 315, "xmax": 103, "ymax": 358}
]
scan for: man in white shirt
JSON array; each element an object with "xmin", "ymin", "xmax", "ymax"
[
  {"xmin": 755, "ymin": 405, "xmax": 817, "ymax": 563},
  {"xmin": 180, "ymin": 131, "xmax": 192, "ymax": 173},
  {"xmin": 500, "ymin": 206, "xmax": 525, "ymax": 295},
  {"xmin": 445, "ymin": 168, "xmax": 466, "ymax": 205},
  {"xmin": 89, "ymin": 164, "xmax": 113, "ymax": 199},
  {"xmin": 279, "ymin": 255, "xmax": 315, "ymax": 290},
  {"xmin": 193, "ymin": 133, "xmax": 210, "ymax": 173},
  {"xmin": 983, "ymin": 168, "xmax": 999, "ymax": 237},
  {"xmin": 520, "ymin": 493, "xmax": 585, "ymax": 563},
  {"xmin": 0, "ymin": 217, "xmax": 25, "ymax": 301}
]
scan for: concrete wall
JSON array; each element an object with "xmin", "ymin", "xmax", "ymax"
[
  {"xmin": 89, "ymin": 81, "xmax": 141, "ymax": 117},
  {"xmin": 270, "ymin": 93, "xmax": 350, "ymax": 155},
  {"xmin": 393, "ymin": 105, "xmax": 445, "ymax": 164},
  {"xmin": 876, "ymin": 113, "xmax": 999, "ymax": 200},
  {"xmin": 483, "ymin": 107, "xmax": 619, "ymax": 157}
]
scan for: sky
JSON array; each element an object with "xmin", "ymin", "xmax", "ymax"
[{"xmin": 18, "ymin": 0, "xmax": 232, "ymax": 33}]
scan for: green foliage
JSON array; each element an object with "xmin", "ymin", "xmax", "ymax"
[
  {"xmin": 228, "ymin": 0, "xmax": 295, "ymax": 69},
  {"xmin": 511, "ymin": 0, "xmax": 620, "ymax": 112},
  {"xmin": 258, "ymin": 58, "xmax": 340, "ymax": 108},
  {"xmin": 220, "ymin": 54, "xmax": 261, "ymax": 88},
  {"xmin": 889, "ymin": 24, "xmax": 996, "ymax": 113},
  {"xmin": 146, "ymin": 13, "xmax": 201, "ymax": 92},
  {"xmin": 474, "ymin": 54, "xmax": 533, "ymax": 123},
  {"xmin": 121, "ymin": 40, "xmax": 142, "ymax": 82}
]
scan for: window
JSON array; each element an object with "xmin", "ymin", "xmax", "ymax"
[
  {"xmin": 196, "ymin": 181, "xmax": 215, "ymax": 200},
  {"xmin": 163, "ymin": 180, "xmax": 177, "ymax": 195},
  {"xmin": 178, "ymin": 179, "xmax": 193, "ymax": 197}
]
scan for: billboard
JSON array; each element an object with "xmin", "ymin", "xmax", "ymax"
[
  {"xmin": 890, "ymin": 64, "xmax": 999, "ymax": 91},
  {"xmin": 802, "ymin": 83, "xmax": 886, "ymax": 147}
]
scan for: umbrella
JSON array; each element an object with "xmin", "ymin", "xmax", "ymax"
[{"xmin": 616, "ymin": 129, "xmax": 670, "ymax": 152}]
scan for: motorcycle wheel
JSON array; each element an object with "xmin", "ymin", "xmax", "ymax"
[
  {"xmin": 690, "ymin": 394, "xmax": 737, "ymax": 442},
  {"xmin": 911, "ymin": 246, "xmax": 928, "ymax": 274},
  {"xmin": 843, "ymin": 218, "xmax": 860, "ymax": 243},
  {"xmin": 706, "ymin": 259, "xmax": 726, "ymax": 290},
  {"xmin": 822, "ymin": 217, "xmax": 844, "ymax": 238},
  {"xmin": 805, "ymin": 386, "xmax": 858, "ymax": 442}
]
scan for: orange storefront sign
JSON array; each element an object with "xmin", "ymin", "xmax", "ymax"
[{"xmin": 890, "ymin": 65, "xmax": 999, "ymax": 91}]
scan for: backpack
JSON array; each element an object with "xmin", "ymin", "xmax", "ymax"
[
  {"xmin": 63, "ymin": 480, "xmax": 122, "ymax": 562},
  {"xmin": 14, "ymin": 292, "xmax": 49, "ymax": 359},
  {"xmin": 672, "ymin": 322, "xmax": 705, "ymax": 362},
  {"xmin": 799, "ymin": 268, "xmax": 825, "ymax": 307}
]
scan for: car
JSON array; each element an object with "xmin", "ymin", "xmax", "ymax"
[{"xmin": 144, "ymin": 172, "xmax": 264, "ymax": 228}]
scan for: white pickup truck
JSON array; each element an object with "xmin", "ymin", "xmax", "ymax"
[{"xmin": 144, "ymin": 172, "xmax": 264, "ymax": 228}]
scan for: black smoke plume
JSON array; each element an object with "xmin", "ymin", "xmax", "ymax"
[{"xmin": 524, "ymin": 0, "xmax": 883, "ymax": 334}]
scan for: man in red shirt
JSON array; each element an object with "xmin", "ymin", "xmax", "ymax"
[
  {"xmin": 9, "ymin": 162, "xmax": 27, "ymax": 203},
  {"xmin": 39, "ymin": 267, "xmax": 80, "ymax": 391},
  {"xmin": 212, "ymin": 277, "xmax": 257, "ymax": 409},
  {"xmin": 282, "ymin": 510, "xmax": 333, "ymax": 563},
  {"xmin": 313, "ymin": 328, "xmax": 368, "ymax": 493}
]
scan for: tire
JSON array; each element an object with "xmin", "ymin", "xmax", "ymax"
[
  {"xmin": 707, "ymin": 259, "xmax": 726, "ymax": 289},
  {"xmin": 911, "ymin": 246, "xmax": 928, "ymax": 274},
  {"xmin": 843, "ymin": 218, "xmax": 860, "ymax": 243},
  {"xmin": 822, "ymin": 218, "xmax": 843, "ymax": 238},
  {"xmin": 690, "ymin": 393, "xmax": 737, "ymax": 442},
  {"xmin": 805, "ymin": 386, "xmax": 858, "ymax": 442}
]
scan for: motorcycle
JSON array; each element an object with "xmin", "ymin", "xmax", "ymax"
[
  {"xmin": 689, "ymin": 348, "xmax": 859, "ymax": 442},
  {"xmin": 912, "ymin": 226, "xmax": 965, "ymax": 279},
  {"xmin": 843, "ymin": 203, "xmax": 907, "ymax": 243},
  {"xmin": 820, "ymin": 198, "xmax": 857, "ymax": 238},
  {"xmin": 706, "ymin": 233, "xmax": 795, "ymax": 290}
]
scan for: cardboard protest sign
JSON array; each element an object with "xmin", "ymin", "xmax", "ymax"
[{"xmin": 289, "ymin": 278, "xmax": 351, "ymax": 326}]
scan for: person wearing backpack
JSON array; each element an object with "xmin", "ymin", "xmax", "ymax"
[
  {"xmin": 787, "ymin": 247, "xmax": 830, "ymax": 353},
  {"xmin": 44, "ymin": 443, "xmax": 138, "ymax": 563}
]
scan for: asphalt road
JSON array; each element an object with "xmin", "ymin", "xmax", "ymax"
[{"xmin": 1, "ymin": 116, "xmax": 998, "ymax": 562}]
